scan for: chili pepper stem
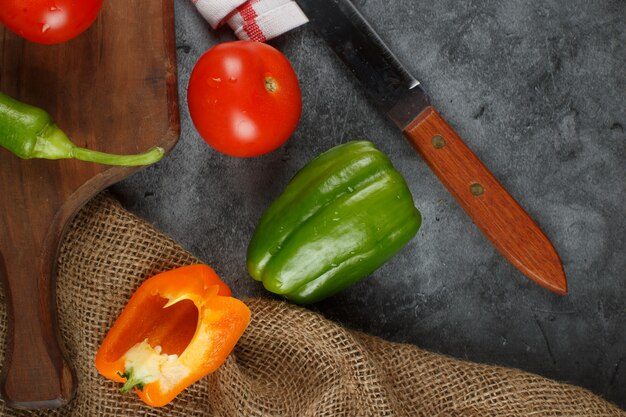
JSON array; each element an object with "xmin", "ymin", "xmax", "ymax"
[
  {"xmin": 31, "ymin": 124, "xmax": 75, "ymax": 159},
  {"xmin": 71, "ymin": 146, "xmax": 165, "ymax": 166},
  {"xmin": 32, "ymin": 123, "xmax": 165, "ymax": 166}
]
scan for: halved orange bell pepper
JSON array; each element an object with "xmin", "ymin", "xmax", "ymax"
[{"xmin": 95, "ymin": 264, "xmax": 250, "ymax": 407}]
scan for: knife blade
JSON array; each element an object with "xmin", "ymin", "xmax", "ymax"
[{"xmin": 295, "ymin": 0, "xmax": 567, "ymax": 294}]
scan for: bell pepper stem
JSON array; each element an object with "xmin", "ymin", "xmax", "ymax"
[
  {"xmin": 117, "ymin": 370, "xmax": 145, "ymax": 394},
  {"xmin": 32, "ymin": 123, "xmax": 165, "ymax": 166}
]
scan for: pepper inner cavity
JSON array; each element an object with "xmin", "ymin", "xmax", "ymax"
[{"xmin": 105, "ymin": 295, "xmax": 199, "ymax": 362}]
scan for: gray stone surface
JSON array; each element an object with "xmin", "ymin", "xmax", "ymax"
[{"xmin": 113, "ymin": 0, "xmax": 626, "ymax": 408}]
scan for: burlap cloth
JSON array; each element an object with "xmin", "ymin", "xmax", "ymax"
[{"xmin": 0, "ymin": 193, "xmax": 622, "ymax": 417}]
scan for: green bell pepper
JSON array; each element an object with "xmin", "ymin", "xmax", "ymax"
[{"xmin": 247, "ymin": 140, "xmax": 422, "ymax": 304}]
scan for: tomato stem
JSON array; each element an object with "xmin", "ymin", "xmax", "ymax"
[{"xmin": 264, "ymin": 77, "xmax": 278, "ymax": 93}]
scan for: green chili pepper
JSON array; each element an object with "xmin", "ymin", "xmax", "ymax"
[
  {"xmin": 247, "ymin": 141, "xmax": 422, "ymax": 304},
  {"xmin": 0, "ymin": 92, "xmax": 164, "ymax": 166}
]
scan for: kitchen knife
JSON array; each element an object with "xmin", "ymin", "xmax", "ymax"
[{"xmin": 294, "ymin": 0, "xmax": 567, "ymax": 294}]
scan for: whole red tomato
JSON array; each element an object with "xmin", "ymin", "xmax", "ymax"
[
  {"xmin": 0, "ymin": 0, "xmax": 103, "ymax": 44},
  {"xmin": 187, "ymin": 41, "xmax": 302, "ymax": 158}
]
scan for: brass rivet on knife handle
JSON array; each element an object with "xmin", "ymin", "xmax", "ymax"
[
  {"xmin": 403, "ymin": 106, "xmax": 567, "ymax": 295},
  {"xmin": 432, "ymin": 135, "xmax": 446, "ymax": 149},
  {"xmin": 470, "ymin": 183, "xmax": 485, "ymax": 196}
]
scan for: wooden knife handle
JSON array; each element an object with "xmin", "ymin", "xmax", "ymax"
[
  {"xmin": 404, "ymin": 106, "xmax": 567, "ymax": 294},
  {"xmin": 0, "ymin": 211, "xmax": 75, "ymax": 409}
]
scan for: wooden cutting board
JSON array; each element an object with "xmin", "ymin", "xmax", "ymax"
[{"xmin": 0, "ymin": 0, "xmax": 179, "ymax": 409}]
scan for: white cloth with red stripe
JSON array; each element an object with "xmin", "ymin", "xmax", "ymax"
[{"xmin": 192, "ymin": 0, "xmax": 308, "ymax": 42}]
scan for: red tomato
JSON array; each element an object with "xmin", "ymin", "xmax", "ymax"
[
  {"xmin": 0, "ymin": 0, "xmax": 103, "ymax": 44},
  {"xmin": 187, "ymin": 41, "xmax": 302, "ymax": 158}
]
